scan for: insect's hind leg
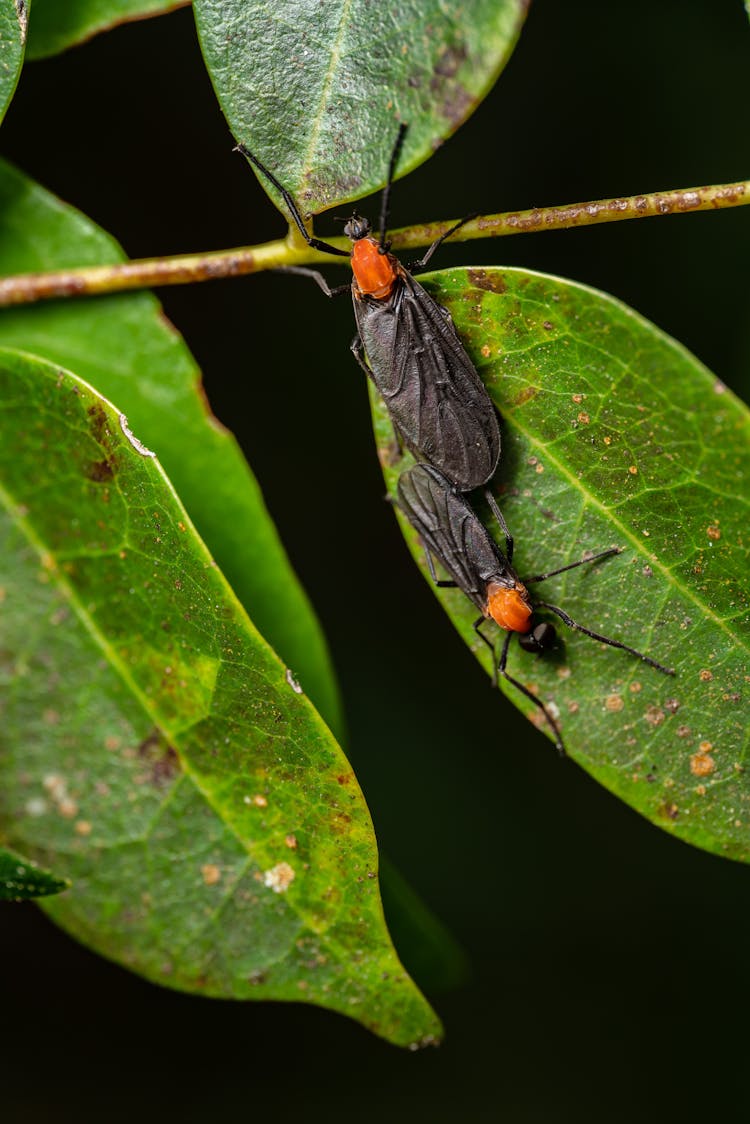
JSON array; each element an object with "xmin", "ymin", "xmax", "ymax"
[
  {"xmin": 483, "ymin": 490, "xmax": 514, "ymax": 562},
  {"xmin": 351, "ymin": 334, "xmax": 403, "ymax": 456}
]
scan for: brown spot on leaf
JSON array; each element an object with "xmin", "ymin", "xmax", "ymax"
[
  {"xmin": 511, "ymin": 385, "xmax": 538, "ymax": 407},
  {"xmin": 87, "ymin": 402, "xmax": 110, "ymax": 447},
  {"xmin": 605, "ymin": 694, "xmax": 624, "ymax": 712},
  {"xmin": 430, "ymin": 44, "xmax": 473, "ymax": 126},
  {"xmin": 645, "ymin": 706, "xmax": 665, "ymax": 726},
  {"xmin": 263, "ymin": 862, "xmax": 295, "ymax": 894},
  {"xmin": 86, "ymin": 457, "xmax": 115, "ymax": 482},
  {"xmin": 201, "ymin": 864, "xmax": 221, "ymax": 886},
  {"xmin": 706, "ymin": 524, "xmax": 721, "ymax": 541},
  {"xmin": 699, "ymin": 669, "xmax": 713, "ymax": 682},
  {"xmin": 658, "ymin": 801, "xmax": 679, "ymax": 821},
  {"xmin": 137, "ymin": 729, "xmax": 180, "ymax": 786},
  {"xmin": 467, "ymin": 268, "xmax": 506, "ymax": 293},
  {"xmin": 690, "ymin": 751, "xmax": 715, "ymax": 777}
]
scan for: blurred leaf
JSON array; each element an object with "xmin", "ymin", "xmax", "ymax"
[
  {"xmin": 375, "ymin": 266, "xmax": 750, "ymax": 861},
  {"xmin": 0, "ymin": 846, "xmax": 69, "ymax": 900},
  {"xmin": 194, "ymin": 0, "xmax": 527, "ymax": 216},
  {"xmin": 0, "ymin": 351, "xmax": 441, "ymax": 1048},
  {"xmin": 0, "ymin": 0, "xmax": 27, "ymax": 122},
  {"xmin": 0, "ymin": 159, "xmax": 343, "ymax": 739},
  {"xmin": 26, "ymin": 0, "xmax": 188, "ymax": 60}
]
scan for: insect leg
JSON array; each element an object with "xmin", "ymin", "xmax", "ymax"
[
  {"xmin": 523, "ymin": 547, "xmax": 622, "ymax": 586},
  {"xmin": 422, "ymin": 547, "xmax": 458, "ymax": 589},
  {"xmin": 484, "ymin": 490, "xmax": 514, "ymax": 562},
  {"xmin": 276, "ymin": 265, "xmax": 350, "ymax": 298},
  {"xmin": 474, "ymin": 617, "xmax": 498, "ymax": 687},
  {"xmin": 497, "ymin": 633, "xmax": 566, "ymax": 755},
  {"xmin": 350, "ymin": 334, "xmax": 372, "ymax": 376},
  {"xmin": 378, "ymin": 123, "xmax": 409, "ymax": 250},
  {"xmin": 535, "ymin": 601, "xmax": 675, "ymax": 676},
  {"xmin": 236, "ymin": 144, "xmax": 349, "ymax": 258},
  {"xmin": 353, "ymin": 334, "xmax": 404, "ymax": 453},
  {"xmin": 408, "ymin": 213, "xmax": 479, "ymax": 273}
]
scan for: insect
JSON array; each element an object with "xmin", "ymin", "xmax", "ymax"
[
  {"xmin": 237, "ymin": 126, "xmax": 501, "ymax": 492},
  {"xmin": 396, "ymin": 463, "xmax": 675, "ymax": 754}
]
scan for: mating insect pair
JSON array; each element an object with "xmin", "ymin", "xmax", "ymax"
[
  {"xmin": 397, "ymin": 463, "xmax": 674, "ymax": 754},
  {"xmin": 239, "ymin": 129, "xmax": 674, "ymax": 753}
]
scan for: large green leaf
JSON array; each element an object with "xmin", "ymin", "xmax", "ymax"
[
  {"xmin": 376, "ymin": 266, "xmax": 750, "ymax": 861},
  {"xmin": 0, "ymin": 846, "xmax": 69, "ymax": 900},
  {"xmin": 194, "ymin": 0, "xmax": 527, "ymax": 216},
  {"xmin": 26, "ymin": 0, "xmax": 187, "ymax": 60},
  {"xmin": 0, "ymin": 159, "xmax": 342, "ymax": 739},
  {"xmin": 0, "ymin": 0, "xmax": 27, "ymax": 122},
  {"xmin": 0, "ymin": 350, "xmax": 440, "ymax": 1047}
]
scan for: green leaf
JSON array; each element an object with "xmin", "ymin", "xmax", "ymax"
[
  {"xmin": 0, "ymin": 159, "xmax": 343, "ymax": 740},
  {"xmin": 26, "ymin": 0, "xmax": 187, "ymax": 60},
  {"xmin": 0, "ymin": 0, "xmax": 28, "ymax": 122},
  {"xmin": 0, "ymin": 350, "xmax": 441, "ymax": 1048},
  {"xmin": 0, "ymin": 846, "xmax": 69, "ymax": 900},
  {"xmin": 375, "ymin": 266, "xmax": 750, "ymax": 861},
  {"xmin": 194, "ymin": 0, "xmax": 527, "ymax": 216}
]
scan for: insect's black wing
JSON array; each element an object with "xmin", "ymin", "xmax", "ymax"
[
  {"xmin": 397, "ymin": 465, "xmax": 513, "ymax": 612},
  {"xmin": 354, "ymin": 271, "xmax": 501, "ymax": 491}
]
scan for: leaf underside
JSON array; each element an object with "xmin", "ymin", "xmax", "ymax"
[
  {"xmin": 194, "ymin": 0, "xmax": 528, "ymax": 215},
  {"xmin": 0, "ymin": 352, "xmax": 440, "ymax": 1048},
  {"xmin": 374, "ymin": 266, "xmax": 750, "ymax": 862}
]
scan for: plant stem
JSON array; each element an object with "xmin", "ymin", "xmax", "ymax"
[{"xmin": 0, "ymin": 179, "xmax": 746, "ymax": 306}]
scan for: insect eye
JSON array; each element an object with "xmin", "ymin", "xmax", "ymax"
[{"xmin": 519, "ymin": 622, "xmax": 557, "ymax": 654}]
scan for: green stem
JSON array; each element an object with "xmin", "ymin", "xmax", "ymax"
[{"xmin": 0, "ymin": 178, "xmax": 746, "ymax": 306}]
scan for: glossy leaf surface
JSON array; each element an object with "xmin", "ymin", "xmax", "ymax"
[
  {"xmin": 195, "ymin": 0, "xmax": 527, "ymax": 216},
  {"xmin": 26, "ymin": 0, "xmax": 187, "ymax": 60},
  {"xmin": 0, "ymin": 846, "xmax": 69, "ymax": 900},
  {"xmin": 0, "ymin": 159, "xmax": 343, "ymax": 737},
  {"xmin": 375, "ymin": 266, "xmax": 750, "ymax": 860},
  {"xmin": 0, "ymin": 0, "xmax": 27, "ymax": 122},
  {"xmin": 0, "ymin": 352, "xmax": 440, "ymax": 1047}
]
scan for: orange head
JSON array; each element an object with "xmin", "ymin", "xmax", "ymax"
[
  {"xmin": 350, "ymin": 236, "xmax": 399, "ymax": 300},
  {"xmin": 485, "ymin": 581, "xmax": 533, "ymax": 634}
]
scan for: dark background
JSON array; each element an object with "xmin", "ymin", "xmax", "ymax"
[{"xmin": 2, "ymin": 1, "xmax": 749, "ymax": 1120}]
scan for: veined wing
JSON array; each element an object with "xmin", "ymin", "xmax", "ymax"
[
  {"xmin": 397, "ymin": 465, "xmax": 512, "ymax": 612},
  {"xmin": 354, "ymin": 272, "xmax": 501, "ymax": 491}
]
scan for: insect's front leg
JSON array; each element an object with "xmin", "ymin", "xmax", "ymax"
[{"xmin": 275, "ymin": 265, "xmax": 350, "ymax": 298}]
